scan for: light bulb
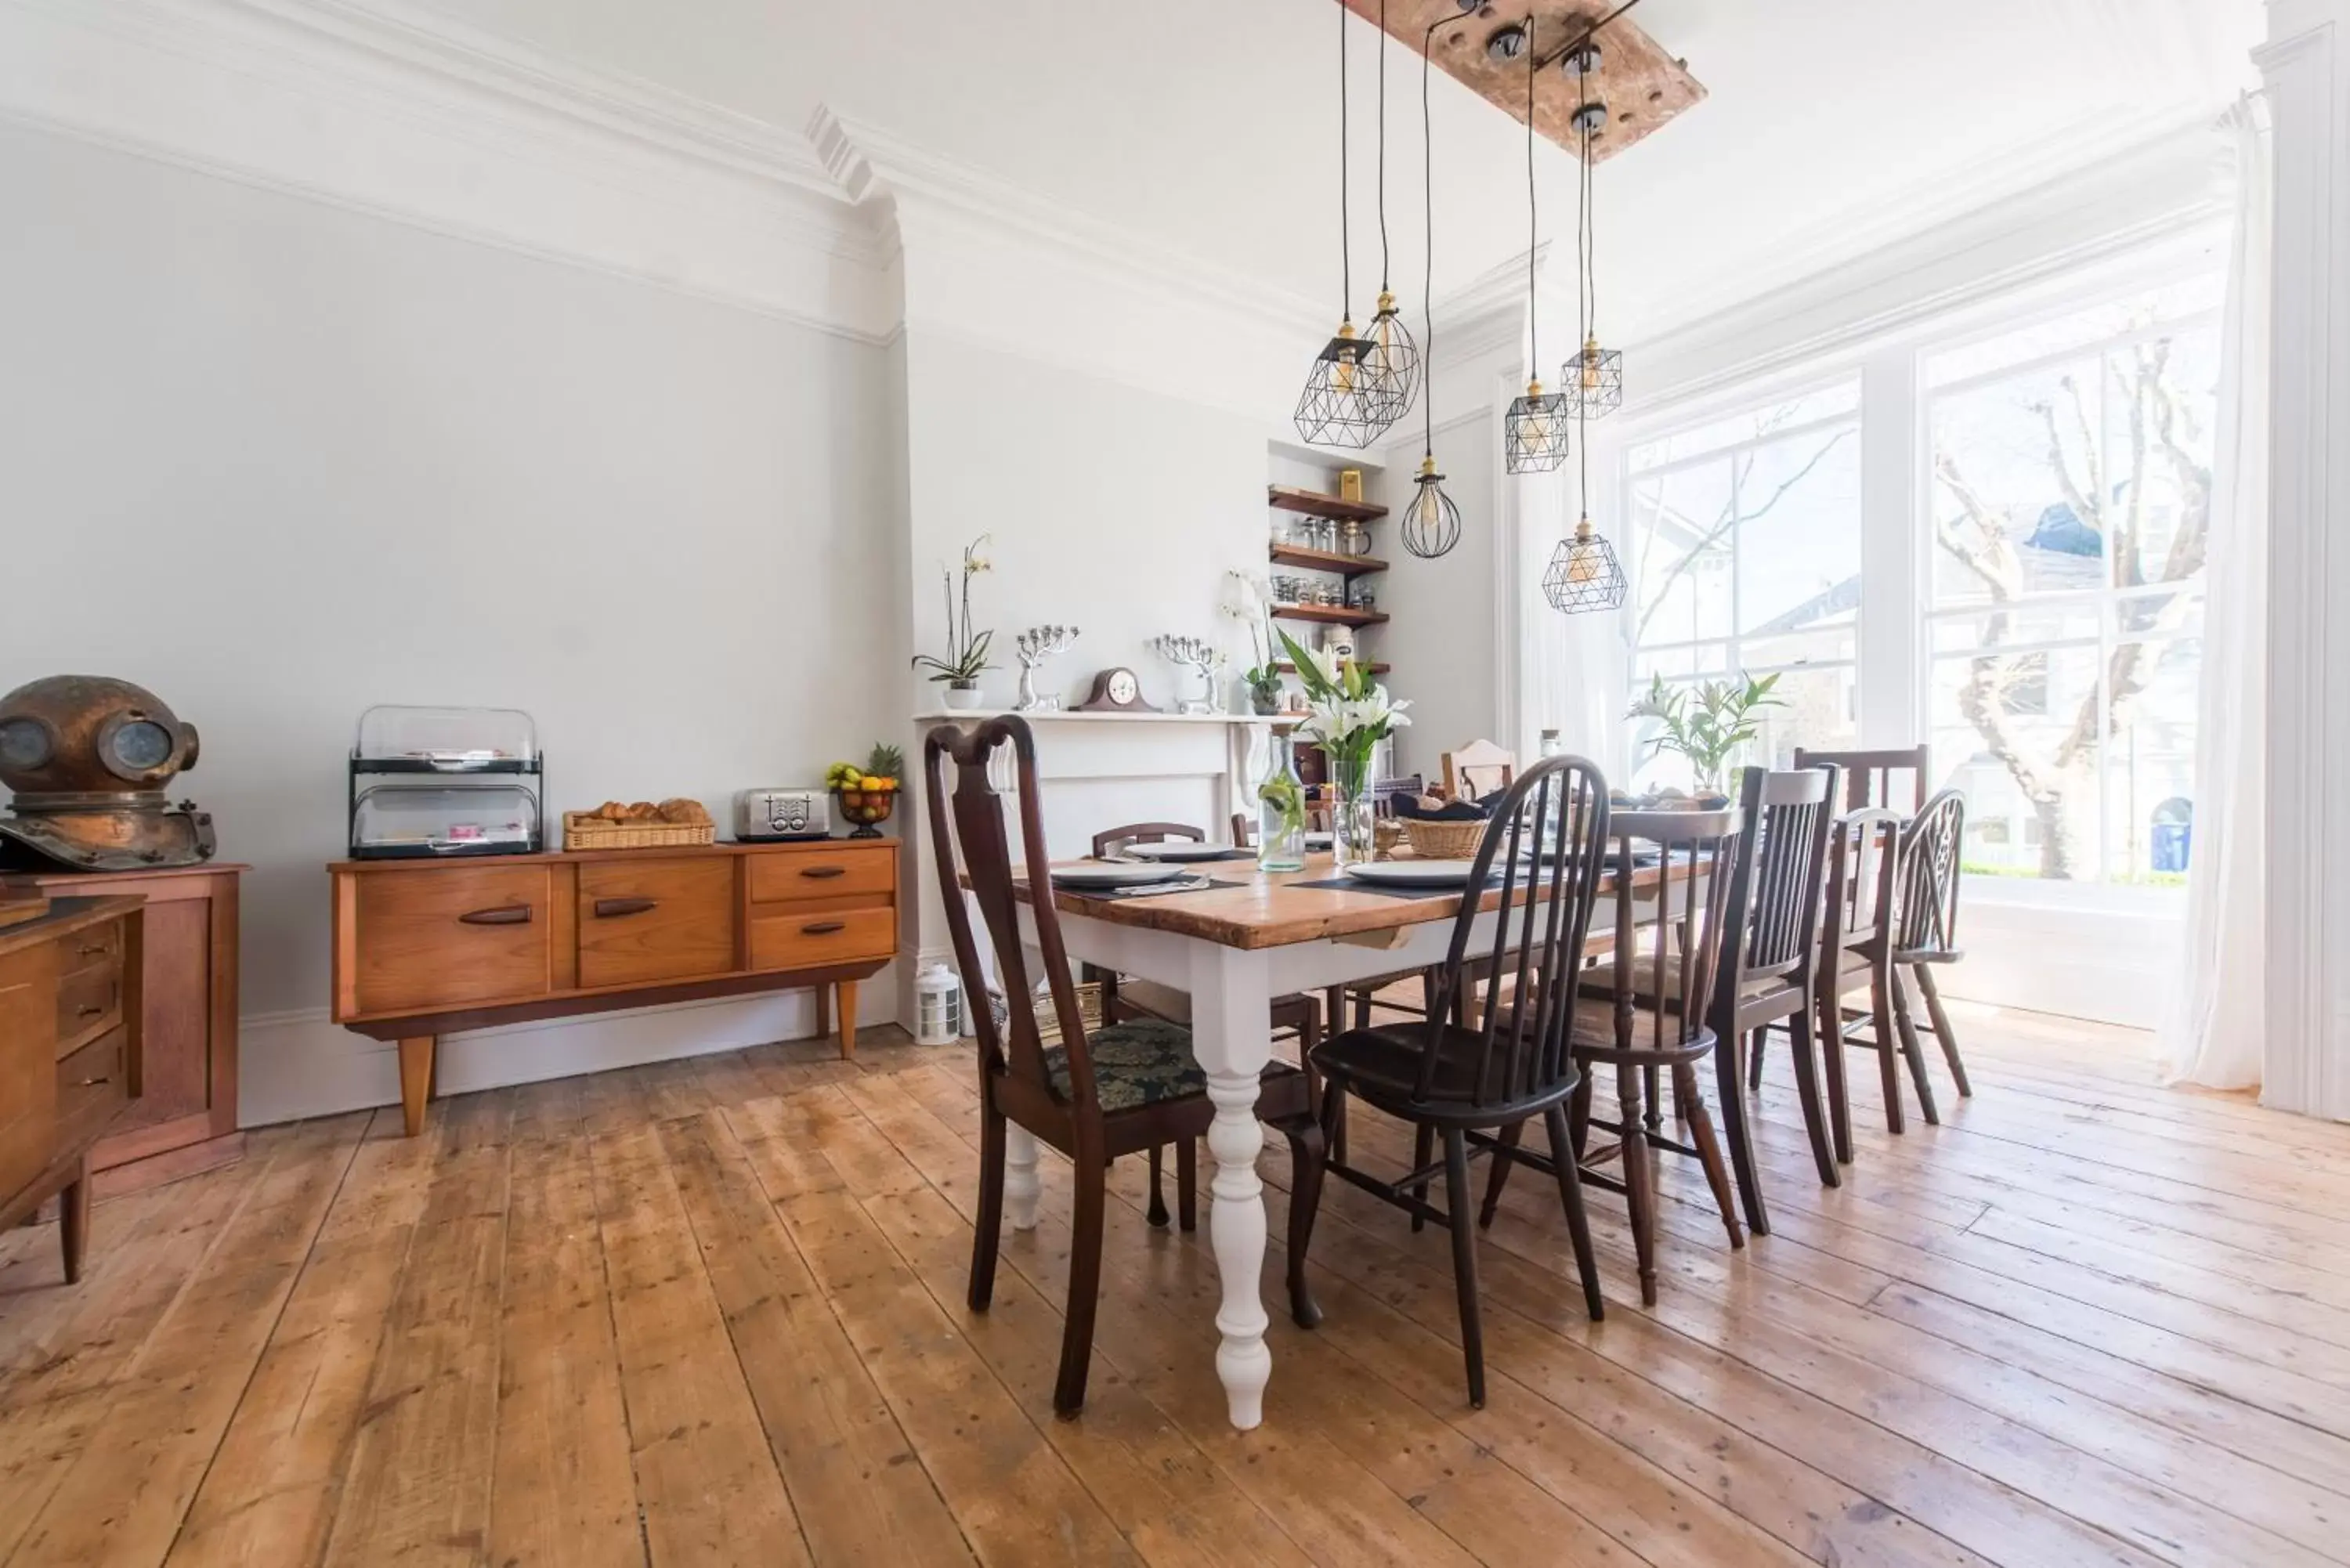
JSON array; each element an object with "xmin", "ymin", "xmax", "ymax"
[{"xmin": 1579, "ymin": 338, "xmax": 1601, "ymax": 390}]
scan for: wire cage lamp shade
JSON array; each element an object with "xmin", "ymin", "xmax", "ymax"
[
  {"xmin": 1361, "ymin": 291, "xmax": 1422, "ymax": 425},
  {"xmin": 1296, "ymin": 322, "xmax": 1393, "ymax": 448},
  {"xmin": 1563, "ymin": 81, "xmax": 1625, "ymax": 418},
  {"xmin": 1505, "ymin": 381, "xmax": 1571, "ymax": 474},
  {"xmin": 1564, "ymin": 338, "xmax": 1625, "ymax": 417},
  {"xmin": 1402, "ymin": 456, "xmax": 1463, "ymax": 560},
  {"xmin": 1543, "ymin": 515, "xmax": 1628, "ymax": 614}
]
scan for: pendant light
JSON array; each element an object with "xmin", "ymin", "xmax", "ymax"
[
  {"xmin": 1561, "ymin": 43, "xmax": 1624, "ymax": 417},
  {"xmin": 1545, "ymin": 31, "xmax": 1625, "ymax": 614},
  {"xmin": 1361, "ymin": 0, "xmax": 1422, "ymax": 425},
  {"xmin": 1401, "ymin": 6, "xmax": 1466, "ymax": 560},
  {"xmin": 1295, "ymin": 1, "xmax": 1397, "ymax": 450},
  {"xmin": 1503, "ymin": 16, "xmax": 1570, "ymax": 475}
]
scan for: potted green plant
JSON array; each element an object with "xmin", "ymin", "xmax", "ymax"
[
  {"xmin": 913, "ymin": 537, "xmax": 995, "ymax": 710},
  {"xmin": 1220, "ymin": 569, "xmax": 1285, "ymax": 715},
  {"xmin": 1626, "ymin": 671, "xmax": 1784, "ymax": 797},
  {"xmin": 1279, "ymin": 630, "xmax": 1411, "ymax": 865}
]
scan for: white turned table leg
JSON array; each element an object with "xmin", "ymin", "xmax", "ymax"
[
  {"xmin": 1004, "ymin": 1123, "xmax": 1041, "ymax": 1231},
  {"xmin": 1188, "ymin": 943, "xmax": 1276, "ymax": 1429}
]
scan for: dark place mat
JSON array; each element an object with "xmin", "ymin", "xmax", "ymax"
[
  {"xmin": 1128, "ymin": 847, "xmax": 1257, "ymax": 863},
  {"xmin": 1032, "ymin": 873, "xmax": 1250, "ymax": 901}
]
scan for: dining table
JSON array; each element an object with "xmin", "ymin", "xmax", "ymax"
[{"xmin": 1000, "ymin": 847, "xmax": 1734, "ymax": 1432}]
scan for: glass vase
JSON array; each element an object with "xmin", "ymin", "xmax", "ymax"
[
  {"xmin": 1256, "ymin": 733, "xmax": 1308, "ymax": 873},
  {"xmin": 1327, "ymin": 750, "xmax": 1378, "ymax": 869}
]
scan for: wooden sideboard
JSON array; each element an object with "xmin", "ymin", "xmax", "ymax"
[
  {"xmin": 330, "ymin": 839, "xmax": 899, "ymax": 1136},
  {"xmin": 7, "ymin": 864, "xmax": 244, "ymax": 1185},
  {"xmin": 1, "ymin": 895, "xmax": 145, "ymax": 1282}
]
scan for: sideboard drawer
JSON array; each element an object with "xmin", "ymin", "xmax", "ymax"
[
  {"xmin": 56, "ymin": 918, "xmax": 124, "ymax": 979},
  {"xmin": 749, "ymin": 904, "xmax": 895, "ymax": 972},
  {"xmin": 54, "ymin": 959, "xmax": 123, "ymax": 1057},
  {"xmin": 577, "ymin": 858, "xmax": 734, "ymax": 989},
  {"xmin": 747, "ymin": 846, "xmax": 895, "ymax": 905},
  {"xmin": 56, "ymin": 1026, "xmax": 129, "ymax": 1147},
  {"xmin": 352, "ymin": 865, "xmax": 552, "ymax": 1016}
]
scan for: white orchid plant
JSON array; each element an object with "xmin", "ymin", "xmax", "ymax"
[
  {"xmin": 1220, "ymin": 569, "xmax": 1284, "ymax": 708},
  {"xmin": 1277, "ymin": 629, "xmax": 1410, "ymax": 775}
]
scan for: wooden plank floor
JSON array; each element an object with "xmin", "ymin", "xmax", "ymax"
[{"xmin": 2, "ymin": 1008, "xmax": 2344, "ymax": 1567}]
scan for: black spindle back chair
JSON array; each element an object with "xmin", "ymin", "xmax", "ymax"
[
  {"xmin": 924, "ymin": 717, "xmax": 1320, "ymax": 1417},
  {"xmin": 1293, "ymin": 754, "xmax": 1612, "ymax": 1407},
  {"xmin": 1885, "ymin": 789, "xmax": 1973, "ymax": 1122}
]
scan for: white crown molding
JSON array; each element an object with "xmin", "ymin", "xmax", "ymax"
[{"xmin": 0, "ymin": 0, "xmax": 896, "ymax": 339}]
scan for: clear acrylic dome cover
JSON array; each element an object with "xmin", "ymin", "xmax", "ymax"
[
  {"xmin": 354, "ymin": 705, "xmax": 537, "ymax": 768},
  {"xmin": 352, "ymin": 782, "xmax": 540, "ymax": 856}
]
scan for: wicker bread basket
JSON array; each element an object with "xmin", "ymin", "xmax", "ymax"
[
  {"xmin": 562, "ymin": 811, "xmax": 717, "ymax": 851},
  {"xmin": 1401, "ymin": 818, "xmax": 1488, "ymax": 859}
]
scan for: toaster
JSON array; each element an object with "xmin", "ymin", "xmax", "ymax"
[{"xmin": 734, "ymin": 788, "xmax": 832, "ymax": 842}]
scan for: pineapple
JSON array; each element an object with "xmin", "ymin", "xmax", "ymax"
[{"xmin": 866, "ymin": 742, "xmax": 904, "ymax": 785}]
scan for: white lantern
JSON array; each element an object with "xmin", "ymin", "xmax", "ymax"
[{"xmin": 914, "ymin": 963, "xmax": 966, "ymax": 1046}]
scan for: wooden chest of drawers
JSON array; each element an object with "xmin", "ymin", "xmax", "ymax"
[
  {"xmin": 0, "ymin": 895, "xmax": 145, "ymax": 1283},
  {"xmin": 330, "ymin": 840, "xmax": 898, "ymax": 1136}
]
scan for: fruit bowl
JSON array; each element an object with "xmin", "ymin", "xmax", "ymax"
[{"xmin": 834, "ymin": 787, "xmax": 895, "ymax": 839}]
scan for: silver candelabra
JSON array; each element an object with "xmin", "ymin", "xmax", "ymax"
[
  {"xmin": 1151, "ymin": 634, "xmax": 1220, "ymax": 715},
  {"xmin": 1014, "ymin": 624, "xmax": 1080, "ymax": 711}
]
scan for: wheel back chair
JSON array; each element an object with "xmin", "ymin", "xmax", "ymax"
[
  {"xmin": 1290, "ymin": 754, "xmax": 1612, "ymax": 1407},
  {"xmin": 924, "ymin": 716, "xmax": 1323, "ymax": 1418},
  {"xmin": 1089, "ymin": 821, "xmax": 1326, "ymax": 1227},
  {"xmin": 1889, "ymin": 789, "xmax": 1973, "ymax": 1120}
]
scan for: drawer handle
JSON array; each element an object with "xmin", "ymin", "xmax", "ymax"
[
  {"xmin": 77, "ymin": 942, "xmax": 110, "ymax": 958},
  {"xmin": 71, "ymin": 1076, "xmax": 110, "ymax": 1089},
  {"xmin": 77, "ymin": 1004, "xmax": 105, "ymax": 1018},
  {"xmin": 800, "ymin": 865, "xmax": 848, "ymax": 880},
  {"xmin": 594, "ymin": 897, "xmax": 659, "ymax": 919},
  {"xmin": 800, "ymin": 920, "xmax": 848, "ymax": 935},
  {"xmin": 458, "ymin": 905, "xmax": 533, "ymax": 927}
]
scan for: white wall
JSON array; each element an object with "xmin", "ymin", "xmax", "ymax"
[{"xmin": 0, "ymin": 122, "xmax": 897, "ymax": 1121}]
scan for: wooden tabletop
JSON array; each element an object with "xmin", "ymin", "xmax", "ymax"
[{"xmin": 1006, "ymin": 854, "xmax": 1649, "ymax": 952}]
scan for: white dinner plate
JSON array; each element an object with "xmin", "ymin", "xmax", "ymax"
[
  {"xmin": 1049, "ymin": 861, "xmax": 1191, "ymax": 889},
  {"xmin": 1122, "ymin": 841, "xmax": 1240, "ymax": 862},
  {"xmin": 1341, "ymin": 859, "xmax": 1486, "ymax": 887}
]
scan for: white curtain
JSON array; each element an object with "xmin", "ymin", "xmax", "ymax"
[
  {"xmin": 2159, "ymin": 97, "xmax": 2271, "ymax": 1090},
  {"xmin": 1517, "ymin": 445, "xmax": 1632, "ymax": 783}
]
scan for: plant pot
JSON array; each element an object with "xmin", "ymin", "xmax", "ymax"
[
  {"xmin": 1249, "ymin": 685, "xmax": 1283, "ymax": 717},
  {"xmin": 941, "ymin": 684, "xmax": 987, "ymax": 711}
]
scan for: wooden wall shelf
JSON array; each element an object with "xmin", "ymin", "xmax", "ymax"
[
  {"xmin": 1267, "ymin": 486, "xmax": 1386, "ymax": 523},
  {"xmin": 1271, "ymin": 605, "xmax": 1390, "ymax": 630},
  {"xmin": 1270, "ymin": 543, "xmax": 1388, "ymax": 577}
]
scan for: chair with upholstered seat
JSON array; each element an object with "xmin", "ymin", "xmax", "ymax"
[
  {"xmin": 924, "ymin": 717, "xmax": 1324, "ymax": 1418},
  {"xmin": 1291, "ymin": 754, "xmax": 1611, "ymax": 1407},
  {"xmin": 1090, "ymin": 820, "xmax": 1325, "ymax": 1221}
]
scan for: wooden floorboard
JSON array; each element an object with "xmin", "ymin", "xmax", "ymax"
[{"xmin": 2, "ymin": 1013, "xmax": 2346, "ymax": 1565}]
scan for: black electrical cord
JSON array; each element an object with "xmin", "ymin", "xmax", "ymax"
[
  {"xmin": 1377, "ymin": 0, "xmax": 1392, "ymax": 293},
  {"xmin": 1338, "ymin": 0, "xmax": 1351, "ymax": 320},
  {"xmin": 1524, "ymin": 13, "xmax": 1538, "ymax": 374}
]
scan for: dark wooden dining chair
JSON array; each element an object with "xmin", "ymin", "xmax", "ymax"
[
  {"xmin": 1888, "ymin": 789, "xmax": 1974, "ymax": 1122},
  {"xmin": 1793, "ymin": 806, "xmax": 1904, "ymax": 1154},
  {"xmin": 1293, "ymin": 754, "xmax": 1611, "ymax": 1407},
  {"xmin": 923, "ymin": 717, "xmax": 1323, "ymax": 1418},
  {"xmin": 1793, "ymin": 744, "xmax": 1931, "ymax": 815},
  {"xmin": 1089, "ymin": 819, "xmax": 1325, "ymax": 1227}
]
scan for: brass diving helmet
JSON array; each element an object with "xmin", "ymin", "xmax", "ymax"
[{"xmin": 0, "ymin": 675, "xmax": 215, "ymax": 870}]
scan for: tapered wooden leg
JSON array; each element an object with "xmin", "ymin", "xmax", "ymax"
[
  {"xmin": 1712, "ymin": 1019, "xmax": 1771, "ymax": 1238},
  {"xmin": 1914, "ymin": 965, "xmax": 1972, "ymax": 1097},
  {"xmin": 970, "ymin": 1099, "xmax": 1006, "ymax": 1310},
  {"xmin": 1442, "ymin": 1129, "xmax": 1485, "ymax": 1407},
  {"xmin": 1820, "ymin": 988, "xmax": 1854, "ymax": 1164},
  {"xmin": 1568, "ymin": 1070, "xmax": 1594, "ymax": 1158},
  {"xmin": 1544, "ymin": 1104, "xmax": 1604, "ymax": 1321},
  {"xmin": 834, "ymin": 979, "xmax": 859, "ymax": 1060},
  {"xmin": 1748, "ymin": 1023, "xmax": 1768, "ymax": 1090},
  {"xmin": 1280, "ymin": 1116, "xmax": 1326, "ymax": 1328},
  {"xmin": 1784, "ymin": 1004, "xmax": 1841, "ymax": 1188},
  {"xmin": 1477, "ymin": 1118, "xmax": 1525, "ymax": 1229},
  {"xmin": 1869, "ymin": 956, "xmax": 1906, "ymax": 1133},
  {"xmin": 815, "ymin": 981, "xmax": 830, "ymax": 1043},
  {"xmin": 1677, "ymin": 1064, "xmax": 1745, "ymax": 1250},
  {"xmin": 1889, "ymin": 967, "xmax": 1941, "ymax": 1126},
  {"xmin": 57, "ymin": 1156, "xmax": 92, "ymax": 1284},
  {"xmin": 1176, "ymin": 1137, "xmax": 1198, "ymax": 1233},
  {"xmin": 397, "ymin": 1035, "xmax": 435, "ymax": 1139},
  {"xmin": 1409, "ymin": 1123, "xmax": 1435, "ymax": 1234},
  {"xmin": 1618, "ymin": 1064, "xmax": 1660, "ymax": 1306},
  {"xmin": 1054, "ymin": 1154, "xmax": 1107, "ymax": 1418},
  {"xmin": 1146, "ymin": 1145, "xmax": 1170, "ymax": 1228}
]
